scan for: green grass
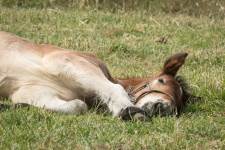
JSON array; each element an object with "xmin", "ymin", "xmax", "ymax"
[{"xmin": 0, "ymin": 7, "xmax": 225, "ymax": 149}]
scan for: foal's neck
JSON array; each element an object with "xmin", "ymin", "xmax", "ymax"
[{"xmin": 116, "ymin": 77, "xmax": 149, "ymax": 90}]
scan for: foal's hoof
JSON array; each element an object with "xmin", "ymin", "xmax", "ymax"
[{"xmin": 120, "ymin": 106, "xmax": 149, "ymax": 121}]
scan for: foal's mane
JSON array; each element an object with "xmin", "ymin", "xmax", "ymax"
[
  {"xmin": 175, "ymin": 75, "xmax": 190, "ymax": 96},
  {"xmin": 175, "ymin": 75, "xmax": 200, "ymax": 109}
]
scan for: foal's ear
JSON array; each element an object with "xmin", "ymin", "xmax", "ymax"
[{"xmin": 162, "ymin": 52, "xmax": 188, "ymax": 76}]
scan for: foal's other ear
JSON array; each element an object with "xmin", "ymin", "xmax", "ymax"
[{"xmin": 163, "ymin": 52, "xmax": 188, "ymax": 76}]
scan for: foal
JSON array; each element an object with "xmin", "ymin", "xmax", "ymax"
[{"xmin": 0, "ymin": 31, "xmax": 195, "ymax": 120}]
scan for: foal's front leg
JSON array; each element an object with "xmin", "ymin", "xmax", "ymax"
[
  {"xmin": 43, "ymin": 53, "xmax": 147, "ymax": 120},
  {"xmin": 77, "ymin": 75, "xmax": 147, "ymax": 120}
]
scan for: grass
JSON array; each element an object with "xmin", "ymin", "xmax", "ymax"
[
  {"xmin": 1, "ymin": 0, "xmax": 225, "ymax": 19},
  {"xmin": 0, "ymin": 7, "xmax": 225, "ymax": 149}
]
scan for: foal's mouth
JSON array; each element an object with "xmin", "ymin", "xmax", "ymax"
[
  {"xmin": 132, "ymin": 90, "xmax": 178, "ymax": 117},
  {"xmin": 141, "ymin": 99, "xmax": 178, "ymax": 117}
]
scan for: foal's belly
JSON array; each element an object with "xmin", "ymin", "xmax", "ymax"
[
  {"xmin": 0, "ymin": 71, "xmax": 96, "ymax": 102},
  {"xmin": 0, "ymin": 50, "xmax": 96, "ymax": 103},
  {"xmin": 0, "ymin": 62, "xmax": 80, "ymax": 100}
]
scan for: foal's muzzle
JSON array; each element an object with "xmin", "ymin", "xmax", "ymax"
[{"xmin": 141, "ymin": 100, "xmax": 176, "ymax": 117}]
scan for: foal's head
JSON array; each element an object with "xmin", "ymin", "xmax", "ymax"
[{"xmin": 131, "ymin": 52, "xmax": 195, "ymax": 116}]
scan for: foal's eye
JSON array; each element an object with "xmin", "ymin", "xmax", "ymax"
[{"xmin": 158, "ymin": 78, "xmax": 165, "ymax": 84}]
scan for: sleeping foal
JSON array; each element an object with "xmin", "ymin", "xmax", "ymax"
[{"xmin": 0, "ymin": 31, "xmax": 194, "ymax": 120}]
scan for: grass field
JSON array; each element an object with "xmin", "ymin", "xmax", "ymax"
[{"xmin": 0, "ymin": 7, "xmax": 225, "ymax": 149}]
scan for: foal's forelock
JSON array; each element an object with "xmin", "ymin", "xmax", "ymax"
[{"xmin": 175, "ymin": 76, "xmax": 189, "ymax": 93}]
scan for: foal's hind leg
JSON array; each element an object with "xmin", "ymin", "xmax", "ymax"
[{"xmin": 11, "ymin": 86, "xmax": 88, "ymax": 114}]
